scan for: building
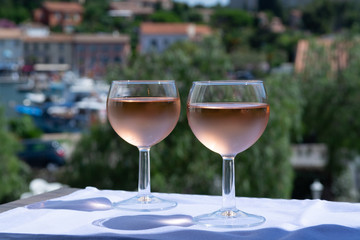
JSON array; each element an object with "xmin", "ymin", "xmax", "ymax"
[
  {"xmin": 139, "ymin": 22, "xmax": 212, "ymax": 53},
  {"xmin": 295, "ymin": 38, "xmax": 348, "ymax": 73},
  {"xmin": 73, "ymin": 33, "xmax": 130, "ymax": 77},
  {"xmin": 109, "ymin": 0, "xmax": 172, "ymax": 17},
  {"xmin": 22, "ymin": 34, "xmax": 73, "ymax": 67},
  {"xmin": 33, "ymin": 1, "xmax": 84, "ymax": 32},
  {"xmin": 19, "ymin": 24, "xmax": 130, "ymax": 77},
  {"xmin": 0, "ymin": 28, "xmax": 23, "ymax": 72}
]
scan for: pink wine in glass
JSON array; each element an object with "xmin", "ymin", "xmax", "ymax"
[
  {"xmin": 187, "ymin": 102, "xmax": 269, "ymax": 156},
  {"xmin": 107, "ymin": 96, "xmax": 180, "ymax": 148}
]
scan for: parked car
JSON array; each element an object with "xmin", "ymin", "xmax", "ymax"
[{"xmin": 17, "ymin": 139, "xmax": 66, "ymax": 168}]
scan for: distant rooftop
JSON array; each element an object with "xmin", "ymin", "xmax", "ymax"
[
  {"xmin": 22, "ymin": 33, "xmax": 73, "ymax": 42},
  {"xmin": 109, "ymin": 2, "xmax": 154, "ymax": 16},
  {"xmin": 42, "ymin": 1, "xmax": 84, "ymax": 13},
  {"xmin": 0, "ymin": 28, "xmax": 22, "ymax": 39},
  {"xmin": 20, "ymin": 32, "xmax": 129, "ymax": 44},
  {"xmin": 74, "ymin": 33, "xmax": 130, "ymax": 43},
  {"xmin": 140, "ymin": 22, "xmax": 212, "ymax": 35}
]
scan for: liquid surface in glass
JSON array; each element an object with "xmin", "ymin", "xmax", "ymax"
[
  {"xmin": 107, "ymin": 97, "xmax": 180, "ymax": 147},
  {"xmin": 187, "ymin": 102, "xmax": 269, "ymax": 156}
]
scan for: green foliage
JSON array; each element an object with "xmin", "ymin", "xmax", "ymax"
[
  {"xmin": 297, "ymin": 38, "xmax": 360, "ymax": 198},
  {"xmin": 0, "ymin": 6, "xmax": 30, "ymax": 24},
  {"xmin": 210, "ymin": 8, "xmax": 254, "ymax": 51},
  {"xmin": 149, "ymin": 11, "xmax": 181, "ymax": 23},
  {"xmin": 8, "ymin": 115, "xmax": 42, "ymax": 139},
  {"xmin": 211, "ymin": 8, "xmax": 253, "ymax": 29},
  {"xmin": 63, "ymin": 37, "xmax": 301, "ymax": 199},
  {"xmin": 0, "ymin": 109, "xmax": 29, "ymax": 203},
  {"xmin": 229, "ymin": 47, "xmax": 267, "ymax": 75},
  {"xmin": 302, "ymin": 0, "xmax": 335, "ymax": 34},
  {"xmin": 258, "ymin": 0, "xmax": 284, "ymax": 19},
  {"xmin": 302, "ymin": 0, "xmax": 360, "ymax": 34}
]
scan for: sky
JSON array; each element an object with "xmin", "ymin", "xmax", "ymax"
[{"xmin": 173, "ymin": 0, "xmax": 230, "ymax": 7}]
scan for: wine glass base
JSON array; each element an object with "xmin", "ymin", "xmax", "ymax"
[
  {"xmin": 113, "ymin": 194, "xmax": 177, "ymax": 212},
  {"xmin": 194, "ymin": 208, "xmax": 265, "ymax": 228}
]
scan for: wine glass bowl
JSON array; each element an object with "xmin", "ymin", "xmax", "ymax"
[
  {"xmin": 107, "ymin": 80, "xmax": 180, "ymax": 211},
  {"xmin": 187, "ymin": 80, "xmax": 269, "ymax": 227}
]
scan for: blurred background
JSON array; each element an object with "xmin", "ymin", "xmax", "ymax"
[{"xmin": 0, "ymin": 0, "xmax": 359, "ymax": 203}]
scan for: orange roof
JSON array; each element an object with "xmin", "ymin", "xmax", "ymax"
[
  {"xmin": 22, "ymin": 33, "xmax": 130, "ymax": 43},
  {"xmin": 74, "ymin": 34, "xmax": 130, "ymax": 43},
  {"xmin": 22, "ymin": 33, "xmax": 73, "ymax": 42},
  {"xmin": 140, "ymin": 23, "xmax": 212, "ymax": 35},
  {"xmin": 0, "ymin": 28, "xmax": 21, "ymax": 39},
  {"xmin": 43, "ymin": 1, "xmax": 84, "ymax": 13},
  {"xmin": 109, "ymin": 2, "xmax": 154, "ymax": 15}
]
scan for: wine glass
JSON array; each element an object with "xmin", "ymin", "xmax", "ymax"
[
  {"xmin": 187, "ymin": 80, "xmax": 270, "ymax": 227},
  {"xmin": 107, "ymin": 80, "xmax": 181, "ymax": 211}
]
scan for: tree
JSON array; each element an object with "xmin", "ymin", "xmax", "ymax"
[
  {"xmin": 301, "ymin": 0, "xmax": 360, "ymax": 34},
  {"xmin": 297, "ymin": 37, "xmax": 360, "ymax": 199},
  {"xmin": 8, "ymin": 115, "xmax": 42, "ymax": 139},
  {"xmin": 0, "ymin": 109, "xmax": 29, "ymax": 203},
  {"xmin": 149, "ymin": 11, "xmax": 181, "ymax": 23},
  {"xmin": 210, "ymin": 8, "xmax": 254, "ymax": 51},
  {"xmin": 62, "ymin": 37, "xmax": 301, "ymax": 198},
  {"xmin": 258, "ymin": 0, "xmax": 284, "ymax": 19},
  {"xmin": 302, "ymin": 0, "xmax": 335, "ymax": 34}
]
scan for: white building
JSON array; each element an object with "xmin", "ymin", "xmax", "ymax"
[
  {"xmin": 139, "ymin": 22, "xmax": 212, "ymax": 54},
  {"xmin": 0, "ymin": 28, "xmax": 23, "ymax": 71}
]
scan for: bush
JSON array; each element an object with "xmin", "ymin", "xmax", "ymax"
[
  {"xmin": 297, "ymin": 37, "xmax": 360, "ymax": 199},
  {"xmin": 8, "ymin": 115, "xmax": 42, "ymax": 139},
  {"xmin": 0, "ymin": 109, "xmax": 30, "ymax": 203}
]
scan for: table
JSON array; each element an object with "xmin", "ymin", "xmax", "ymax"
[{"xmin": 0, "ymin": 187, "xmax": 359, "ymax": 240}]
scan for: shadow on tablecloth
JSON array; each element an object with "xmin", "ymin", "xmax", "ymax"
[
  {"xmin": 26, "ymin": 198, "xmax": 113, "ymax": 212},
  {"xmin": 0, "ymin": 225, "xmax": 359, "ymax": 240}
]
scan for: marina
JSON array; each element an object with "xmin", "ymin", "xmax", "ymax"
[{"xmin": 0, "ymin": 73, "xmax": 109, "ymax": 133}]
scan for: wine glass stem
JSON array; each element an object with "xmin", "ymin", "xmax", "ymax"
[
  {"xmin": 138, "ymin": 147, "xmax": 151, "ymax": 196},
  {"xmin": 222, "ymin": 156, "xmax": 236, "ymax": 210}
]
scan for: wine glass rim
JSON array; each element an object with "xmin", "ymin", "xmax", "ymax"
[
  {"xmin": 111, "ymin": 80, "xmax": 175, "ymax": 84},
  {"xmin": 193, "ymin": 80, "xmax": 263, "ymax": 85}
]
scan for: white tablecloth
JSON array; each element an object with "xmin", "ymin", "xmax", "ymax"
[{"xmin": 0, "ymin": 187, "xmax": 359, "ymax": 239}]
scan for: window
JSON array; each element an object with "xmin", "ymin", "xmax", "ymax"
[
  {"xmin": 163, "ymin": 39, "xmax": 169, "ymax": 46},
  {"xmin": 102, "ymin": 57, "xmax": 109, "ymax": 65},
  {"xmin": 77, "ymin": 45, "xmax": 85, "ymax": 52},
  {"xmin": 114, "ymin": 56, "xmax": 121, "ymax": 63},
  {"xmin": 150, "ymin": 39, "xmax": 158, "ymax": 49},
  {"xmin": 58, "ymin": 43, "xmax": 64, "ymax": 51},
  {"xmin": 74, "ymin": 13, "xmax": 80, "ymax": 21},
  {"xmin": 59, "ymin": 56, "xmax": 65, "ymax": 64},
  {"xmin": 114, "ymin": 44, "xmax": 122, "ymax": 52},
  {"xmin": 90, "ymin": 44, "xmax": 97, "ymax": 52},
  {"xmin": 102, "ymin": 44, "xmax": 109, "ymax": 52},
  {"xmin": 54, "ymin": 12, "xmax": 61, "ymax": 21}
]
